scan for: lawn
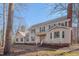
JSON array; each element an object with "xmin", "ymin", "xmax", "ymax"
[
  {"xmin": 1, "ymin": 45, "xmax": 79, "ymax": 56},
  {"xmin": 20, "ymin": 50, "xmax": 79, "ymax": 56},
  {"xmin": 63, "ymin": 52, "xmax": 79, "ymax": 56}
]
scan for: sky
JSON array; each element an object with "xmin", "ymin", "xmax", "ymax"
[
  {"xmin": 0, "ymin": 3, "xmax": 78, "ymax": 39},
  {"xmin": 13, "ymin": 3, "xmax": 67, "ymax": 28},
  {"xmin": 0, "ymin": 3, "xmax": 68, "ymax": 33}
]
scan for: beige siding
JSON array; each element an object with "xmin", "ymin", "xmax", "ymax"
[
  {"xmin": 28, "ymin": 19, "xmax": 71, "ymax": 44},
  {"xmin": 45, "ymin": 27, "xmax": 71, "ymax": 44},
  {"xmin": 15, "ymin": 33, "xmax": 25, "ymax": 43}
]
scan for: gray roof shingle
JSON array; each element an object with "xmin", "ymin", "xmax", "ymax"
[{"xmin": 31, "ymin": 16, "xmax": 67, "ymax": 28}]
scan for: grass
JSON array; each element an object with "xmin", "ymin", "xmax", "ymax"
[
  {"xmin": 1, "ymin": 48, "xmax": 79, "ymax": 56},
  {"xmin": 1, "ymin": 44, "xmax": 79, "ymax": 56},
  {"xmin": 63, "ymin": 52, "xmax": 79, "ymax": 56},
  {"xmin": 26, "ymin": 50, "xmax": 65, "ymax": 56},
  {"xmin": 34, "ymin": 50, "xmax": 79, "ymax": 56}
]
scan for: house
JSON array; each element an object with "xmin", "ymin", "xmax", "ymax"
[
  {"xmin": 15, "ymin": 16, "xmax": 76, "ymax": 46},
  {"xmin": 72, "ymin": 27, "xmax": 78, "ymax": 44},
  {"xmin": 15, "ymin": 25, "xmax": 29, "ymax": 44},
  {"xmin": 15, "ymin": 31, "xmax": 26, "ymax": 44}
]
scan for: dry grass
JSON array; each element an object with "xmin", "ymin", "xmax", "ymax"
[
  {"xmin": 0, "ymin": 45, "xmax": 79, "ymax": 56},
  {"xmin": 63, "ymin": 52, "xmax": 79, "ymax": 56},
  {"xmin": 19, "ymin": 49, "xmax": 66, "ymax": 56}
]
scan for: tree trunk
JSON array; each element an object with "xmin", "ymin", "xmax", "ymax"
[
  {"xmin": 3, "ymin": 3, "xmax": 14, "ymax": 55},
  {"xmin": 77, "ymin": 5, "xmax": 79, "ymax": 43},
  {"xmin": 2, "ymin": 3, "xmax": 6, "ymax": 47}
]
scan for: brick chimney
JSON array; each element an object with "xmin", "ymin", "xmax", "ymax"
[{"xmin": 67, "ymin": 3, "xmax": 72, "ymax": 27}]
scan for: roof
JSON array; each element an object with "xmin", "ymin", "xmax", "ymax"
[
  {"xmin": 19, "ymin": 31, "xmax": 26, "ymax": 36},
  {"xmin": 16, "ymin": 31, "xmax": 26, "ymax": 37},
  {"xmin": 30, "ymin": 16, "xmax": 67, "ymax": 28}
]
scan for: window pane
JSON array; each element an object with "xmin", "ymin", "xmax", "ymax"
[
  {"xmin": 65, "ymin": 22, "xmax": 67, "ymax": 26},
  {"xmin": 43, "ymin": 26, "xmax": 45, "ymax": 32},
  {"xmin": 40, "ymin": 26, "xmax": 45, "ymax": 32},
  {"xmin": 40, "ymin": 27, "xmax": 41, "ymax": 32},
  {"xmin": 62, "ymin": 31, "xmax": 65, "ymax": 38},
  {"xmin": 31, "ymin": 37, "xmax": 35, "ymax": 41},
  {"xmin": 58, "ymin": 23, "xmax": 61, "ymax": 26},
  {"xmin": 61, "ymin": 23, "xmax": 64, "ymax": 26},
  {"xmin": 49, "ymin": 25, "xmax": 51, "ymax": 29},
  {"xmin": 26, "ymin": 38, "xmax": 29, "ymax": 41},
  {"xmin": 54, "ymin": 24, "xmax": 56, "ymax": 26},
  {"xmin": 31, "ymin": 29, "xmax": 36, "ymax": 33},
  {"xmin": 16, "ymin": 38, "xmax": 18, "ymax": 42},
  {"xmin": 54, "ymin": 31, "xmax": 60, "ymax": 38},
  {"xmin": 50, "ymin": 33, "xmax": 52, "ymax": 39},
  {"xmin": 21, "ymin": 38, "xmax": 23, "ymax": 42}
]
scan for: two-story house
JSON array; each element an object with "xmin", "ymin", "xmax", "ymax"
[
  {"xmin": 15, "ymin": 16, "xmax": 74, "ymax": 46},
  {"xmin": 27, "ymin": 16, "xmax": 72, "ymax": 46}
]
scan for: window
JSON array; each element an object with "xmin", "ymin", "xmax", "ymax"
[
  {"xmin": 65, "ymin": 22, "xmax": 67, "ymax": 26},
  {"xmin": 54, "ymin": 31, "xmax": 60, "ymax": 38},
  {"xmin": 16, "ymin": 38, "xmax": 18, "ymax": 42},
  {"xmin": 54, "ymin": 24, "xmax": 56, "ymax": 26},
  {"xmin": 40, "ymin": 26, "xmax": 45, "ymax": 32},
  {"xmin": 49, "ymin": 25, "xmax": 51, "ymax": 29},
  {"xmin": 42, "ymin": 26, "xmax": 45, "ymax": 32},
  {"xmin": 50, "ymin": 33, "xmax": 52, "ymax": 39},
  {"xmin": 26, "ymin": 38, "xmax": 29, "ymax": 41},
  {"xmin": 31, "ymin": 37, "xmax": 35, "ymax": 41},
  {"xmin": 62, "ymin": 31, "xmax": 65, "ymax": 38},
  {"xmin": 61, "ymin": 23, "xmax": 64, "ymax": 26},
  {"xmin": 31, "ymin": 29, "xmax": 36, "ymax": 33},
  {"xmin": 21, "ymin": 38, "xmax": 23, "ymax": 42},
  {"xmin": 58, "ymin": 23, "xmax": 61, "ymax": 26},
  {"xmin": 26, "ymin": 34, "xmax": 29, "ymax": 41},
  {"xmin": 40, "ymin": 27, "xmax": 41, "ymax": 32},
  {"xmin": 43, "ymin": 26, "xmax": 45, "ymax": 32},
  {"xmin": 51, "ymin": 26, "xmax": 53, "ymax": 28}
]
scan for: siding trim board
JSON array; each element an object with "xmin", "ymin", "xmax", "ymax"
[{"xmin": 48, "ymin": 26, "xmax": 71, "ymax": 32}]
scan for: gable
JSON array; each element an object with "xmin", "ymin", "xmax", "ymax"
[
  {"xmin": 48, "ymin": 26, "xmax": 72, "ymax": 32},
  {"xmin": 16, "ymin": 31, "xmax": 26, "ymax": 37}
]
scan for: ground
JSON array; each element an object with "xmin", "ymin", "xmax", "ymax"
[{"xmin": 0, "ymin": 44, "xmax": 79, "ymax": 56}]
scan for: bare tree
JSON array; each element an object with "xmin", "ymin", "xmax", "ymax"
[
  {"xmin": 2, "ymin": 3, "xmax": 6, "ymax": 47},
  {"xmin": 4, "ymin": 3, "xmax": 14, "ymax": 55},
  {"xmin": 48, "ymin": 3, "xmax": 74, "ymax": 44},
  {"xmin": 48, "ymin": 3, "xmax": 68, "ymax": 15}
]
